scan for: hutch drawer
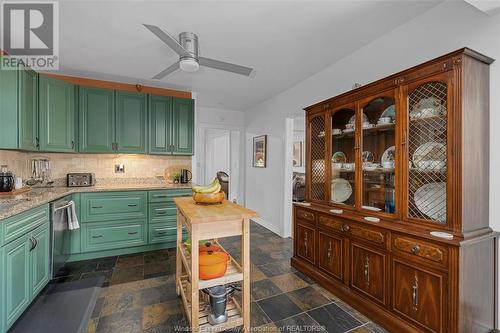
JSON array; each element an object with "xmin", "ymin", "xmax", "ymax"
[
  {"xmin": 318, "ymin": 214, "xmax": 345, "ymax": 233},
  {"xmin": 392, "ymin": 235, "xmax": 448, "ymax": 268},
  {"xmin": 346, "ymin": 222, "xmax": 388, "ymax": 250},
  {"xmin": 295, "ymin": 208, "xmax": 316, "ymax": 224},
  {"xmin": 350, "ymin": 242, "xmax": 387, "ymax": 306}
]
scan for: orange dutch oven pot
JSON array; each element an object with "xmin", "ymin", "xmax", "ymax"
[{"xmin": 199, "ymin": 251, "xmax": 230, "ymax": 280}]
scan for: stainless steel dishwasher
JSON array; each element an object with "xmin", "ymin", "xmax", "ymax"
[{"xmin": 51, "ymin": 196, "xmax": 72, "ymax": 277}]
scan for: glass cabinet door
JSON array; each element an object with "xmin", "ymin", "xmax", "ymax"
[
  {"xmin": 330, "ymin": 107, "xmax": 356, "ymax": 207},
  {"xmin": 309, "ymin": 114, "xmax": 327, "ymax": 202},
  {"xmin": 406, "ymin": 79, "xmax": 448, "ymax": 224},
  {"xmin": 360, "ymin": 95, "xmax": 397, "ymax": 214}
]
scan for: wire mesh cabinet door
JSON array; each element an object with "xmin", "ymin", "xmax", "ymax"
[
  {"xmin": 402, "ymin": 72, "xmax": 453, "ymax": 228},
  {"xmin": 307, "ymin": 113, "xmax": 328, "ymax": 203}
]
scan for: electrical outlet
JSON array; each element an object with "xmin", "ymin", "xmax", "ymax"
[{"xmin": 115, "ymin": 164, "xmax": 125, "ymax": 173}]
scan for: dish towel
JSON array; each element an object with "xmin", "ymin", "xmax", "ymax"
[{"xmin": 66, "ymin": 200, "xmax": 80, "ymax": 230}]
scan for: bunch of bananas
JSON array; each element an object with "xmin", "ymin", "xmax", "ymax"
[{"xmin": 192, "ymin": 178, "xmax": 221, "ymax": 194}]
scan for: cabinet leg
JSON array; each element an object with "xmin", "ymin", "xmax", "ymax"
[
  {"xmin": 191, "ymin": 228, "xmax": 199, "ymax": 331},
  {"xmin": 176, "ymin": 212, "xmax": 182, "ymax": 296},
  {"xmin": 242, "ymin": 218, "xmax": 250, "ymax": 332}
]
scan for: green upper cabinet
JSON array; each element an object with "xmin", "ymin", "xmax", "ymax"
[
  {"xmin": 79, "ymin": 87, "xmax": 115, "ymax": 153},
  {"xmin": 149, "ymin": 95, "xmax": 172, "ymax": 154},
  {"xmin": 115, "ymin": 91, "xmax": 147, "ymax": 153},
  {"xmin": 148, "ymin": 96, "xmax": 194, "ymax": 155},
  {"xmin": 18, "ymin": 69, "xmax": 39, "ymax": 151},
  {"xmin": 172, "ymin": 98, "xmax": 194, "ymax": 155},
  {"xmin": 38, "ymin": 76, "xmax": 77, "ymax": 152},
  {"xmin": 0, "ymin": 63, "xmax": 19, "ymax": 149}
]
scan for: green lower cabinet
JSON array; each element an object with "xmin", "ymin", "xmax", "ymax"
[
  {"xmin": 38, "ymin": 76, "xmax": 77, "ymax": 152},
  {"xmin": 81, "ymin": 220, "xmax": 147, "ymax": 252},
  {"xmin": 31, "ymin": 223, "xmax": 50, "ymax": 297},
  {"xmin": 149, "ymin": 203, "xmax": 177, "ymax": 223},
  {"xmin": 3, "ymin": 234, "xmax": 31, "ymax": 329},
  {"xmin": 149, "ymin": 223, "xmax": 176, "ymax": 244},
  {"xmin": 80, "ymin": 191, "xmax": 147, "ymax": 223}
]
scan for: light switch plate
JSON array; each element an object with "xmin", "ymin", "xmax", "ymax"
[{"xmin": 115, "ymin": 164, "xmax": 125, "ymax": 173}]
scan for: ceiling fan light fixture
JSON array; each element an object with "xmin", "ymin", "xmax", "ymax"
[{"xmin": 180, "ymin": 58, "xmax": 199, "ymax": 72}]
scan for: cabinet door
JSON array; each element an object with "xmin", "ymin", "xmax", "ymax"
[
  {"xmin": 0, "ymin": 61, "xmax": 19, "ymax": 149},
  {"xmin": 307, "ymin": 114, "xmax": 327, "ymax": 202},
  {"xmin": 18, "ymin": 69, "xmax": 38, "ymax": 151},
  {"xmin": 350, "ymin": 243, "xmax": 386, "ymax": 305},
  {"xmin": 115, "ymin": 91, "xmax": 147, "ymax": 153},
  {"xmin": 172, "ymin": 98, "xmax": 194, "ymax": 155},
  {"xmin": 79, "ymin": 87, "xmax": 115, "ymax": 153},
  {"xmin": 3, "ymin": 235, "xmax": 31, "ymax": 328},
  {"xmin": 31, "ymin": 223, "xmax": 50, "ymax": 297},
  {"xmin": 295, "ymin": 224, "xmax": 315, "ymax": 264},
  {"xmin": 149, "ymin": 95, "xmax": 172, "ymax": 154},
  {"xmin": 392, "ymin": 260, "xmax": 445, "ymax": 333},
  {"xmin": 39, "ymin": 76, "xmax": 76, "ymax": 152},
  {"xmin": 318, "ymin": 231, "xmax": 343, "ymax": 281},
  {"xmin": 403, "ymin": 73, "xmax": 452, "ymax": 227}
]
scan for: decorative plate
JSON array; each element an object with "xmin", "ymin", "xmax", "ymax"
[
  {"xmin": 362, "ymin": 151, "xmax": 374, "ymax": 163},
  {"xmin": 331, "ymin": 178, "xmax": 352, "ymax": 203},
  {"xmin": 380, "ymin": 105, "xmax": 395, "ymax": 119},
  {"xmin": 412, "ymin": 142, "xmax": 446, "ymax": 165},
  {"xmin": 410, "ymin": 97, "xmax": 446, "ymax": 119},
  {"xmin": 348, "ymin": 113, "xmax": 369, "ymax": 125},
  {"xmin": 381, "ymin": 146, "xmax": 396, "ymax": 163},
  {"xmin": 414, "ymin": 182, "xmax": 446, "ymax": 222},
  {"xmin": 332, "ymin": 151, "xmax": 347, "ymax": 164}
]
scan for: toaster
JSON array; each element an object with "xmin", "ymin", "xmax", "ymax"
[{"xmin": 67, "ymin": 173, "xmax": 95, "ymax": 187}]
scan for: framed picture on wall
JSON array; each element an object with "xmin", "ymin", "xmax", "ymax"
[
  {"xmin": 293, "ymin": 141, "xmax": 303, "ymax": 167},
  {"xmin": 253, "ymin": 135, "xmax": 267, "ymax": 168}
]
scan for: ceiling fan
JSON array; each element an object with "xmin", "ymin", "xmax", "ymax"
[{"xmin": 143, "ymin": 24, "xmax": 254, "ymax": 79}]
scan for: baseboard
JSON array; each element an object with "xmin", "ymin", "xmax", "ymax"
[
  {"xmin": 66, "ymin": 242, "xmax": 174, "ymax": 262},
  {"xmin": 251, "ymin": 217, "xmax": 283, "ymax": 237}
]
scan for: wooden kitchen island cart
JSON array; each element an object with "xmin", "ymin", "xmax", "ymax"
[{"xmin": 174, "ymin": 197, "xmax": 257, "ymax": 332}]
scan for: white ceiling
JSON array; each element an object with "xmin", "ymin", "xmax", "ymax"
[{"xmin": 55, "ymin": 0, "xmax": 442, "ymax": 110}]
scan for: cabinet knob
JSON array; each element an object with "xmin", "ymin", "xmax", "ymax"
[
  {"xmin": 341, "ymin": 224, "xmax": 350, "ymax": 232},
  {"xmin": 411, "ymin": 244, "xmax": 421, "ymax": 254}
]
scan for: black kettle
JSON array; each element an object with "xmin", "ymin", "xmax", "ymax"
[
  {"xmin": 0, "ymin": 165, "xmax": 14, "ymax": 192},
  {"xmin": 180, "ymin": 169, "xmax": 192, "ymax": 184}
]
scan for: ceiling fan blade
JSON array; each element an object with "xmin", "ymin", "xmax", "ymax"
[
  {"xmin": 152, "ymin": 62, "xmax": 180, "ymax": 80},
  {"xmin": 143, "ymin": 24, "xmax": 188, "ymax": 56},
  {"xmin": 199, "ymin": 57, "xmax": 253, "ymax": 76}
]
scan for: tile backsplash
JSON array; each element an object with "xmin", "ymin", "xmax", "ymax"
[{"xmin": 0, "ymin": 150, "xmax": 191, "ymax": 182}]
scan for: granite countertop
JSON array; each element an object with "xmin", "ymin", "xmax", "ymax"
[{"xmin": 0, "ymin": 182, "xmax": 192, "ymax": 220}]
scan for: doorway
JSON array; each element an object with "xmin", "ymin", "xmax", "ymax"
[{"xmin": 205, "ymin": 129, "xmax": 231, "ymax": 185}]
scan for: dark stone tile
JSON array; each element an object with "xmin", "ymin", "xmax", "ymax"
[
  {"xmin": 287, "ymin": 286, "xmax": 331, "ymax": 311},
  {"xmin": 294, "ymin": 271, "xmax": 315, "ymax": 284},
  {"xmin": 55, "ymin": 260, "xmax": 98, "ymax": 278},
  {"xmin": 96, "ymin": 257, "xmax": 118, "ymax": 270},
  {"xmin": 144, "ymin": 252, "xmax": 169, "ymax": 264},
  {"xmin": 101, "ymin": 291, "xmax": 142, "ymax": 316},
  {"xmin": 140, "ymin": 284, "xmax": 178, "ymax": 306},
  {"xmin": 115, "ymin": 254, "xmax": 144, "ymax": 269},
  {"xmin": 308, "ymin": 303, "xmax": 362, "ymax": 333},
  {"xmin": 257, "ymin": 294, "xmax": 302, "ymax": 322},
  {"xmin": 95, "ymin": 308, "xmax": 143, "ymax": 333},
  {"xmin": 335, "ymin": 301, "xmax": 370, "ymax": 324},
  {"xmin": 251, "ymin": 279, "xmax": 282, "ymax": 301},
  {"xmin": 258, "ymin": 260, "xmax": 294, "ymax": 277},
  {"xmin": 275, "ymin": 313, "xmax": 326, "ymax": 333},
  {"xmin": 270, "ymin": 273, "xmax": 309, "ymax": 293},
  {"xmin": 364, "ymin": 322, "xmax": 389, "ymax": 333},
  {"xmin": 250, "ymin": 302, "xmax": 271, "ymax": 328},
  {"xmin": 143, "ymin": 261, "xmax": 174, "ymax": 279},
  {"xmin": 142, "ymin": 313, "xmax": 187, "ymax": 333},
  {"xmin": 110, "ymin": 266, "xmax": 144, "ymax": 285},
  {"xmin": 142, "ymin": 300, "xmax": 183, "ymax": 330},
  {"xmin": 81, "ymin": 270, "xmax": 113, "ymax": 286},
  {"xmin": 50, "ymin": 274, "xmax": 79, "ymax": 284},
  {"xmin": 91, "ymin": 297, "xmax": 104, "ymax": 318}
]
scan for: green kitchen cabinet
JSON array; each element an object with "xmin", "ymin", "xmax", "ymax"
[
  {"xmin": 39, "ymin": 76, "xmax": 77, "ymax": 152},
  {"xmin": 148, "ymin": 96, "xmax": 194, "ymax": 155},
  {"xmin": 172, "ymin": 98, "xmax": 194, "ymax": 155},
  {"xmin": 0, "ymin": 61, "xmax": 19, "ymax": 149},
  {"xmin": 18, "ymin": 68, "xmax": 39, "ymax": 151},
  {"xmin": 148, "ymin": 95, "xmax": 172, "ymax": 154},
  {"xmin": 3, "ymin": 234, "xmax": 31, "ymax": 329},
  {"xmin": 30, "ymin": 223, "xmax": 50, "ymax": 297},
  {"xmin": 81, "ymin": 220, "xmax": 147, "ymax": 253},
  {"xmin": 79, "ymin": 87, "xmax": 115, "ymax": 153},
  {"xmin": 115, "ymin": 91, "xmax": 147, "ymax": 153}
]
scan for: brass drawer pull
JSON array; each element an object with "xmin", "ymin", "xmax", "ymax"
[
  {"xmin": 411, "ymin": 244, "xmax": 421, "ymax": 254},
  {"xmin": 412, "ymin": 276, "xmax": 419, "ymax": 311},
  {"xmin": 364, "ymin": 255, "xmax": 370, "ymax": 284},
  {"xmin": 297, "ymin": 210, "xmax": 315, "ymax": 222},
  {"xmin": 342, "ymin": 224, "xmax": 350, "ymax": 232}
]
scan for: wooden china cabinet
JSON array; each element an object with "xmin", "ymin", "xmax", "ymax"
[{"xmin": 292, "ymin": 48, "xmax": 498, "ymax": 333}]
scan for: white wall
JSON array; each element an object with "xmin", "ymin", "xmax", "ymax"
[
  {"xmin": 196, "ymin": 106, "xmax": 246, "ymax": 203},
  {"xmin": 244, "ymin": 1, "xmax": 500, "ymax": 237}
]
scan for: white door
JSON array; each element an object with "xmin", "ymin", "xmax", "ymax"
[{"xmin": 205, "ymin": 129, "xmax": 231, "ymax": 187}]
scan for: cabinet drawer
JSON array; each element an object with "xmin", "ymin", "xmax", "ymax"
[
  {"xmin": 392, "ymin": 259, "xmax": 446, "ymax": 333},
  {"xmin": 0, "ymin": 205, "xmax": 49, "ymax": 247},
  {"xmin": 148, "ymin": 189, "xmax": 192, "ymax": 203},
  {"xmin": 295, "ymin": 223, "xmax": 315, "ymax": 264},
  {"xmin": 82, "ymin": 220, "xmax": 146, "ymax": 252},
  {"xmin": 149, "ymin": 203, "xmax": 177, "ymax": 223},
  {"xmin": 350, "ymin": 243, "xmax": 387, "ymax": 305},
  {"xmin": 318, "ymin": 215, "xmax": 344, "ymax": 233},
  {"xmin": 295, "ymin": 208, "xmax": 315, "ymax": 224},
  {"xmin": 81, "ymin": 192, "xmax": 147, "ymax": 222},
  {"xmin": 149, "ymin": 223, "xmax": 175, "ymax": 244},
  {"xmin": 392, "ymin": 235, "xmax": 448, "ymax": 267},
  {"xmin": 318, "ymin": 231, "xmax": 343, "ymax": 282}
]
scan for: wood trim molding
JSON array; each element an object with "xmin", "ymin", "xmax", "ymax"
[{"xmin": 41, "ymin": 73, "xmax": 192, "ymax": 99}]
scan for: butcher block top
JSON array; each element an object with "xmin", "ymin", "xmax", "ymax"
[{"xmin": 174, "ymin": 197, "xmax": 257, "ymax": 224}]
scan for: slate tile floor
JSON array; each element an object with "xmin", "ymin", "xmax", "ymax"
[{"xmin": 54, "ymin": 222, "xmax": 386, "ymax": 333}]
